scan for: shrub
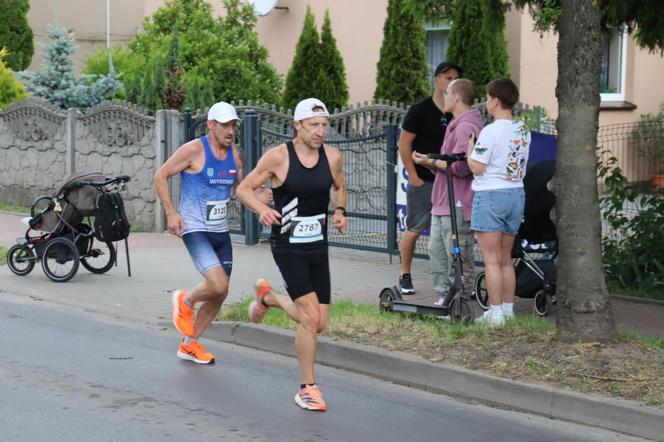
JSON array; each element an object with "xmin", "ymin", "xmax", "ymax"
[
  {"xmin": 0, "ymin": 0, "xmax": 33, "ymax": 71},
  {"xmin": 0, "ymin": 48, "xmax": 27, "ymax": 110},
  {"xmin": 599, "ymin": 155, "xmax": 664, "ymax": 296}
]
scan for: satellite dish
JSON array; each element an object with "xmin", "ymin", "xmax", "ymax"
[{"xmin": 247, "ymin": 0, "xmax": 278, "ymax": 16}]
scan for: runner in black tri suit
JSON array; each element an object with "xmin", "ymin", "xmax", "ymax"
[{"xmin": 237, "ymin": 98, "xmax": 347, "ymax": 412}]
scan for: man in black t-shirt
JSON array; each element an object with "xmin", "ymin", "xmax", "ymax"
[{"xmin": 398, "ymin": 61, "xmax": 462, "ymax": 294}]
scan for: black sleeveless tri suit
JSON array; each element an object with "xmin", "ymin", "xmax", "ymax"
[{"xmin": 270, "ymin": 141, "xmax": 334, "ymax": 303}]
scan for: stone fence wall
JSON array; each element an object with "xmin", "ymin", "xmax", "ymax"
[{"xmin": 0, "ymin": 98, "xmax": 171, "ymax": 232}]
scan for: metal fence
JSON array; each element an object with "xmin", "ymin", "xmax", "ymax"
[{"xmin": 179, "ymin": 102, "xmax": 660, "ymax": 255}]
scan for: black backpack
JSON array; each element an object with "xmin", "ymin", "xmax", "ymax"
[{"xmin": 94, "ymin": 192, "xmax": 130, "ymax": 242}]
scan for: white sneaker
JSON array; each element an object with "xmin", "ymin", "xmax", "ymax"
[
  {"xmin": 503, "ymin": 311, "xmax": 515, "ymax": 320},
  {"xmin": 474, "ymin": 309, "xmax": 505, "ymax": 327}
]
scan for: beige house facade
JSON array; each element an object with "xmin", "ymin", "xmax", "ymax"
[{"xmin": 26, "ymin": 0, "xmax": 664, "ymax": 125}]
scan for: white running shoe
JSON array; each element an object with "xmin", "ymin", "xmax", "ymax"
[{"xmin": 474, "ymin": 309, "xmax": 505, "ymax": 327}]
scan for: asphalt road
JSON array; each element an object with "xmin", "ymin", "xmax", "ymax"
[{"xmin": 0, "ymin": 294, "xmax": 646, "ymax": 442}]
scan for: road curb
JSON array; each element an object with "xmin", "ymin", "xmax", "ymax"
[{"xmin": 202, "ymin": 321, "xmax": 664, "ymax": 441}]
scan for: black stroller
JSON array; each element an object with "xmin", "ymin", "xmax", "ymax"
[
  {"xmin": 473, "ymin": 160, "xmax": 558, "ymax": 316},
  {"xmin": 6, "ymin": 172, "xmax": 131, "ymax": 282}
]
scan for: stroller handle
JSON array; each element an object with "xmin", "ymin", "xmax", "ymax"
[{"xmin": 428, "ymin": 153, "xmax": 467, "ymax": 163}]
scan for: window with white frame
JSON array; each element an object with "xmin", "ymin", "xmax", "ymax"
[
  {"xmin": 600, "ymin": 27, "xmax": 627, "ymax": 102},
  {"xmin": 426, "ymin": 21, "xmax": 451, "ymax": 88}
]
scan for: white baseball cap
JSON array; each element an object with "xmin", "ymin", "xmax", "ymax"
[
  {"xmin": 293, "ymin": 98, "xmax": 330, "ymax": 121},
  {"xmin": 207, "ymin": 101, "xmax": 240, "ymax": 123}
]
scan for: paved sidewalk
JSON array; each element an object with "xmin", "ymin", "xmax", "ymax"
[
  {"xmin": 2, "ymin": 211, "xmax": 662, "ymax": 337},
  {"xmin": 2, "ymin": 210, "xmax": 664, "ymax": 439}
]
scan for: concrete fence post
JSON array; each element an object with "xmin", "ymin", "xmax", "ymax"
[{"xmin": 65, "ymin": 108, "xmax": 77, "ymax": 176}]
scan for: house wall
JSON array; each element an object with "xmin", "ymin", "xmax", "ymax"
[
  {"xmin": 25, "ymin": 1, "xmax": 664, "ymax": 123},
  {"xmin": 508, "ymin": 10, "xmax": 664, "ymax": 126},
  {"xmin": 26, "ymin": 0, "xmax": 144, "ymax": 73}
]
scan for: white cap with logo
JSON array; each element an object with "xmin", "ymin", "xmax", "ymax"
[
  {"xmin": 207, "ymin": 101, "xmax": 240, "ymax": 123},
  {"xmin": 293, "ymin": 98, "xmax": 330, "ymax": 121}
]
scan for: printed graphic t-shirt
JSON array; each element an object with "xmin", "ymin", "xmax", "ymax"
[{"xmin": 470, "ymin": 119, "xmax": 531, "ymax": 192}]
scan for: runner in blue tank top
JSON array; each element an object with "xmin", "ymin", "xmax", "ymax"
[
  {"xmin": 154, "ymin": 101, "xmax": 272, "ymax": 364},
  {"xmin": 237, "ymin": 98, "xmax": 347, "ymax": 411}
]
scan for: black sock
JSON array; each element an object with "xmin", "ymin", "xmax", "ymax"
[{"xmin": 300, "ymin": 383, "xmax": 317, "ymax": 389}]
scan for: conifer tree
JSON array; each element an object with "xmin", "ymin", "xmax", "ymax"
[
  {"xmin": 0, "ymin": 0, "xmax": 34, "ymax": 71},
  {"xmin": 318, "ymin": 10, "xmax": 348, "ymax": 111},
  {"xmin": 283, "ymin": 6, "xmax": 322, "ymax": 110},
  {"xmin": 163, "ymin": 34, "xmax": 185, "ymax": 110},
  {"xmin": 447, "ymin": 0, "xmax": 508, "ymax": 97},
  {"xmin": 0, "ymin": 48, "xmax": 27, "ymax": 110},
  {"xmin": 374, "ymin": 0, "xmax": 429, "ymax": 105},
  {"xmin": 18, "ymin": 24, "xmax": 121, "ymax": 109}
]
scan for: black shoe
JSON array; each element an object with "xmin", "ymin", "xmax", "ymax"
[{"xmin": 399, "ymin": 273, "xmax": 415, "ymax": 294}]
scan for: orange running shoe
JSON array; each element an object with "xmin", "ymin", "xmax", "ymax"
[
  {"xmin": 248, "ymin": 278, "xmax": 271, "ymax": 324},
  {"xmin": 172, "ymin": 290, "xmax": 194, "ymax": 337},
  {"xmin": 294, "ymin": 384, "xmax": 327, "ymax": 411},
  {"xmin": 177, "ymin": 339, "xmax": 215, "ymax": 364}
]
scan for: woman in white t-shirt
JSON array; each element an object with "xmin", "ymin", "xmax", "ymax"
[{"xmin": 467, "ymin": 78, "xmax": 531, "ymax": 327}]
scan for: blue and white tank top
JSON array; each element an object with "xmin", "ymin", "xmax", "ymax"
[{"xmin": 179, "ymin": 135, "xmax": 237, "ymax": 235}]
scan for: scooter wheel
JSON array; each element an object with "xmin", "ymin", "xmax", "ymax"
[
  {"xmin": 450, "ymin": 298, "xmax": 472, "ymax": 324},
  {"xmin": 473, "ymin": 272, "xmax": 490, "ymax": 310},
  {"xmin": 379, "ymin": 287, "xmax": 395, "ymax": 313}
]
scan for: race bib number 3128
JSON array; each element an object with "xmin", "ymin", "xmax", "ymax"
[{"xmin": 205, "ymin": 199, "xmax": 228, "ymax": 225}]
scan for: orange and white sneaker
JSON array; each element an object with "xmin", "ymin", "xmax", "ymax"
[
  {"xmin": 177, "ymin": 339, "xmax": 215, "ymax": 364},
  {"xmin": 172, "ymin": 290, "xmax": 194, "ymax": 337},
  {"xmin": 248, "ymin": 278, "xmax": 271, "ymax": 324},
  {"xmin": 294, "ymin": 384, "xmax": 327, "ymax": 411}
]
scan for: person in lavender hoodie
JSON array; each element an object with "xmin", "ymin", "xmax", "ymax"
[{"xmin": 412, "ymin": 79, "xmax": 483, "ymax": 306}]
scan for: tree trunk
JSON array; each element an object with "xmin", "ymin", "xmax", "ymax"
[{"xmin": 554, "ymin": 0, "xmax": 616, "ymax": 343}]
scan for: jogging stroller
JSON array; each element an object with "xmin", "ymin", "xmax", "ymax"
[
  {"xmin": 473, "ymin": 159, "xmax": 558, "ymax": 316},
  {"xmin": 6, "ymin": 172, "xmax": 132, "ymax": 282}
]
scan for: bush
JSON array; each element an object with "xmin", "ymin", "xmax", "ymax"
[
  {"xmin": 599, "ymin": 155, "xmax": 664, "ymax": 296},
  {"xmin": 0, "ymin": 48, "xmax": 27, "ymax": 110},
  {"xmin": 0, "ymin": 0, "xmax": 33, "ymax": 71},
  {"xmin": 632, "ymin": 104, "xmax": 664, "ymax": 175}
]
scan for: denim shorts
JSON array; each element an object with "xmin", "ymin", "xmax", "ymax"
[
  {"xmin": 471, "ymin": 188, "xmax": 525, "ymax": 235},
  {"xmin": 182, "ymin": 231, "xmax": 233, "ymax": 276}
]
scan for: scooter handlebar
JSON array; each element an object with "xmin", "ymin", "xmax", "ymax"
[{"xmin": 427, "ymin": 153, "xmax": 467, "ymax": 162}]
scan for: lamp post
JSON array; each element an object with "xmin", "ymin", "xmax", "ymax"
[{"xmin": 106, "ymin": 0, "xmax": 110, "ymax": 48}]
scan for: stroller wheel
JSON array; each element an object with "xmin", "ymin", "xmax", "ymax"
[
  {"xmin": 41, "ymin": 237, "xmax": 80, "ymax": 283},
  {"xmin": 534, "ymin": 290, "xmax": 549, "ymax": 317},
  {"xmin": 7, "ymin": 244, "xmax": 36, "ymax": 276},
  {"xmin": 81, "ymin": 240, "xmax": 116, "ymax": 274},
  {"xmin": 473, "ymin": 272, "xmax": 490, "ymax": 310}
]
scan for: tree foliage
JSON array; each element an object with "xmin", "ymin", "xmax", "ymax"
[
  {"xmin": 283, "ymin": 8, "xmax": 349, "ymax": 111},
  {"xmin": 0, "ymin": 48, "xmax": 27, "ymax": 110},
  {"xmin": 83, "ymin": 0, "xmax": 282, "ymax": 111},
  {"xmin": 317, "ymin": 10, "xmax": 349, "ymax": 111},
  {"xmin": 374, "ymin": 0, "xmax": 429, "ymax": 104},
  {"xmin": 513, "ymin": 0, "xmax": 664, "ymax": 51},
  {"xmin": 0, "ymin": 0, "xmax": 34, "ymax": 71},
  {"xmin": 18, "ymin": 24, "xmax": 121, "ymax": 110},
  {"xmin": 282, "ymin": 7, "xmax": 322, "ymax": 110}
]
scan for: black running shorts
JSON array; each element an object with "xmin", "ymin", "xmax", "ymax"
[{"xmin": 271, "ymin": 244, "xmax": 331, "ymax": 304}]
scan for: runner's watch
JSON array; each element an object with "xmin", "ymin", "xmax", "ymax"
[{"xmin": 335, "ymin": 206, "xmax": 347, "ymax": 216}]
